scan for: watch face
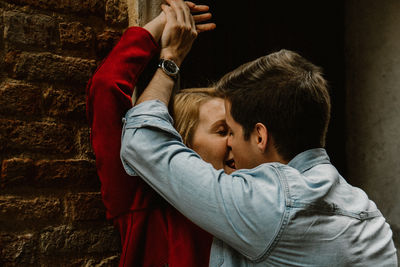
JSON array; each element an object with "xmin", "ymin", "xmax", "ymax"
[{"xmin": 163, "ymin": 60, "xmax": 179, "ymax": 75}]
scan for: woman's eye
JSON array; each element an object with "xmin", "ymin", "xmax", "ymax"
[{"xmin": 216, "ymin": 128, "xmax": 228, "ymax": 136}]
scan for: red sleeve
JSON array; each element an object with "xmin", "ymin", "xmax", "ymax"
[{"xmin": 86, "ymin": 27, "xmax": 162, "ymax": 218}]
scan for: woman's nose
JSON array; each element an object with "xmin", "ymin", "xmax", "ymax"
[{"xmin": 226, "ymin": 135, "xmax": 232, "ymax": 148}]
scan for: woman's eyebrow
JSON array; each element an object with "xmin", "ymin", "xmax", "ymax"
[{"xmin": 210, "ymin": 119, "xmax": 227, "ymax": 129}]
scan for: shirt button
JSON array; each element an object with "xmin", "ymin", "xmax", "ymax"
[
  {"xmin": 359, "ymin": 211, "xmax": 368, "ymax": 219},
  {"xmin": 122, "ymin": 117, "xmax": 126, "ymax": 123}
]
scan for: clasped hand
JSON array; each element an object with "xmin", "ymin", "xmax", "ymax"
[{"xmin": 144, "ymin": 0, "xmax": 216, "ymax": 67}]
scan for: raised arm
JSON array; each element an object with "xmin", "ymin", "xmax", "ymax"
[
  {"xmin": 86, "ymin": 24, "xmax": 161, "ymax": 218},
  {"xmin": 136, "ymin": 0, "xmax": 215, "ymax": 106}
]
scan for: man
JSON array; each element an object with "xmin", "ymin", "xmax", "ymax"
[{"xmin": 120, "ymin": 0, "xmax": 398, "ymax": 265}]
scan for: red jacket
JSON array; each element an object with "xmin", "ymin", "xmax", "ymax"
[{"xmin": 86, "ymin": 27, "xmax": 212, "ymax": 267}]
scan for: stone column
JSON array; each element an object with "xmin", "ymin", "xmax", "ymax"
[
  {"xmin": 128, "ymin": 0, "xmax": 163, "ymax": 26},
  {"xmin": 346, "ymin": 0, "xmax": 400, "ymax": 256}
]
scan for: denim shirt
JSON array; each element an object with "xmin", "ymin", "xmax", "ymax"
[{"xmin": 120, "ymin": 100, "xmax": 397, "ymax": 266}]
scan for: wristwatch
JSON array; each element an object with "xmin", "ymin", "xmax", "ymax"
[{"xmin": 158, "ymin": 59, "xmax": 180, "ymax": 81}]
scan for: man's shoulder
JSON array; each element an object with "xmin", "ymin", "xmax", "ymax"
[
  {"xmin": 231, "ymin": 162, "xmax": 288, "ymax": 185},
  {"xmin": 252, "ymin": 159, "xmax": 341, "ymax": 205}
]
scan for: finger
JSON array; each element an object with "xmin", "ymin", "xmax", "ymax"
[
  {"xmin": 185, "ymin": 1, "xmax": 209, "ymax": 12},
  {"xmin": 185, "ymin": 1, "xmax": 195, "ymax": 9},
  {"xmin": 171, "ymin": 0, "xmax": 193, "ymax": 29},
  {"xmin": 193, "ymin": 13, "xmax": 212, "ymax": 23},
  {"xmin": 189, "ymin": 5, "xmax": 210, "ymax": 13},
  {"xmin": 196, "ymin": 23, "xmax": 216, "ymax": 33},
  {"xmin": 169, "ymin": 0, "xmax": 186, "ymax": 25},
  {"xmin": 171, "ymin": 1, "xmax": 197, "ymax": 40},
  {"xmin": 188, "ymin": 11, "xmax": 196, "ymax": 31},
  {"xmin": 183, "ymin": 3, "xmax": 194, "ymax": 28}
]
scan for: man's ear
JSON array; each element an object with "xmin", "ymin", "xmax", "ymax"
[{"xmin": 253, "ymin": 123, "xmax": 268, "ymax": 152}]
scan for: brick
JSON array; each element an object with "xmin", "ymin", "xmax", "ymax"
[
  {"xmin": 94, "ymin": 255, "xmax": 120, "ymax": 266},
  {"xmin": 4, "ymin": 50, "xmax": 20, "ymax": 74},
  {"xmin": 0, "ymin": 196, "xmax": 62, "ymax": 226},
  {"xmin": 1, "ymin": 158, "xmax": 34, "ymax": 187},
  {"xmin": 39, "ymin": 225, "xmax": 120, "ymax": 255},
  {"xmin": 5, "ymin": 51, "xmax": 97, "ymax": 85},
  {"xmin": 0, "ymin": 80, "xmax": 42, "ymax": 117},
  {"xmin": 0, "ymin": 232, "xmax": 36, "ymax": 264},
  {"xmin": 3, "ymin": 11, "xmax": 57, "ymax": 49},
  {"xmin": 1, "ymin": 158, "xmax": 98, "ymax": 189},
  {"xmin": 9, "ymin": 0, "xmax": 105, "ymax": 16},
  {"xmin": 87, "ymin": 226, "xmax": 121, "ymax": 253},
  {"xmin": 0, "ymin": 7, "xmax": 4, "ymax": 49},
  {"xmin": 59, "ymin": 22, "xmax": 95, "ymax": 49},
  {"xmin": 42, "ymin": 86, "xmax": 86, "ymax": 120},
  {"xmin": 96, "ymin": 29, "xmax": 122, "ymax": 58},
  {"xmin": 39, "ymin": 225, "xmax": 69, "ymax": 255},
  {"xmin": 79, "ymin": 255, "xmax": 120, "ymax": 267},
  {"xmin": 105, "ymin": 0, "xmax": 128, "ymax": 26},
  {"xmin": 34, "ymin": 159, "xmax": 99, "ymax": 189},
  {"xmin": 77, "ymin": 127, "xmax": 95, "ymax": 159},
  {"xmin": 64, "ymin": 192, "xmax": 104, "ymax": 221},
  {"xmin": 0, "ymin": 119, "xmax": 75, "ymax": 154}
]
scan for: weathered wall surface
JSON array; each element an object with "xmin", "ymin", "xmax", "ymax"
[
  {"xmin": 0, "ymin": 0, "xmax": 130, "ymax": 265},
  {"xmin": 346, "ymin": 0, "xmax": 400, "ymax": 259},
  {"xmin": 127, "ymin": 0, "xmax": 161, "ymax": 27}
]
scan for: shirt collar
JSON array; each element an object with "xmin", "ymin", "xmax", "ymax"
[{"xmin": 287, "ymin": 148, "xmax": 331, "ymax": 173}]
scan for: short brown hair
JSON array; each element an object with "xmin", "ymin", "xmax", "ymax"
[
  {"xmin": 172, "ymin": 87, "xmax": 219, "ymax": 147},
  {"xmin": 216, "ymin": 49, "xmax": 331, "ymax": 161}
]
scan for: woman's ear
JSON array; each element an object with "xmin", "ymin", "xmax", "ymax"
[{"xmin": 253, "ymin": 123, "xmax": 268, "ymax": 152}]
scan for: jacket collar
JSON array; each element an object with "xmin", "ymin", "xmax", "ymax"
[{"xmin": 287, "ymin": 148, "xmax": 331, "ymax": 173}]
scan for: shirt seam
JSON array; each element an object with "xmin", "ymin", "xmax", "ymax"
[
  {"xmin": 288, "ymin": 201, "xmax": 383, "ymax": 220},
  {"xmin": 125, "ymin": 100, "xmax": 172, "ymax": 123},
  {"xmin": 253, "ymin": 164, "xmax": 291, "ymax": 262},
  {"xmin": 124, "ymin": 121, "xmax": 182, "ymax": 141}
]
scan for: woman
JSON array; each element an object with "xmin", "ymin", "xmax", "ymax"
[
  {"xmin": 172, "ymin": 88, "xmax": 235, "ymax": 174},
  {"xmin": 86, "ymin": 4, "xmax": 228, "ymax": 266}
]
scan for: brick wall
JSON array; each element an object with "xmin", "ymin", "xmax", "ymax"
[{"xmin": 0, "ymin": 0, "xmax": 129, "ymax": 265}]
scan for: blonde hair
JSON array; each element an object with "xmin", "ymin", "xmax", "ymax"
[{"xmin": 172, "ymin": 87, "xmax": 219, "ymax": 147}]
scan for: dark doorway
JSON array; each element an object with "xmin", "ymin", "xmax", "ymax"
[{"xmin": 181, "ymin": 0, "xmax": 347, "ymax": 176}]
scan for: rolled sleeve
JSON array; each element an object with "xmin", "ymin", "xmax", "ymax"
[
  {"xmin": 123, "ymin": 100, "xmax": 182, "ymax": 140},
  {"xmin": 120, "ymin": 100, "xmax": 182, "ymax": 176}
]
